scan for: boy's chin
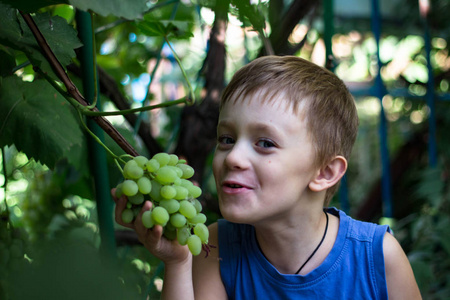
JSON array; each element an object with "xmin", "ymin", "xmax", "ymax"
[{"xmin": 220, "ymin": 208, "xmax": 255, "ymax": 224}]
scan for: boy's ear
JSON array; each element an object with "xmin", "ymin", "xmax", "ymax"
[{"xmin": 309, "ymin": 156, "xmax": 347, "ymax": 192}]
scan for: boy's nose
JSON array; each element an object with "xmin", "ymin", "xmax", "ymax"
[{"xmin": 224, "ymin": 142, "xmax": 250, "ymax": 170}]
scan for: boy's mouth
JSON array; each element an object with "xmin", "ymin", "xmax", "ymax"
[
  {"xmin": 222, "ymin": 180, "xmax": 250, "ymax": 189},
  {"xmin": 226, "ymin": 183, "xmax": 243, "ymax": 188}
]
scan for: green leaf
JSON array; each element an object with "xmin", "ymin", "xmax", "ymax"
[
  {"xmin": 0, "ymin": 47, "xmax": 16, "ymax": 76},
  {"xmin": 69, "ymin": 0, "xmax": 149, "ymax": 20},
  {"xmin": 0, "ymin": 0, "xmax": 68, "ymax": 13},
  {"xmin": 0, "ymin": 76, "xmax": 88, "ymax": 172},
  {"xmin": 136, "ymin": 20, "xmax": 194, "ymax": 39},
  {"xmin": 0, "ymin": 4, "xmax": 82, "ymax": 77}
]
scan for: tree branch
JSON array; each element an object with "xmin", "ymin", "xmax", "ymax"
[
  {"xmin": 20, "ymin": 11, "xmax": 139, "ymax": 157},
  {"xmin": 268, "ymin": 0, "xmax": 319, "ymax": 55}
]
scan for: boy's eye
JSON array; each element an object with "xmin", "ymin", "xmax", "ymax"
[
  {"xmin": 218, "ymin": 136, "xmax": 235, "ymax": 145},
  {"xmin": 256, "ymin": 139, "xmax": 275, "ymax": 148}
]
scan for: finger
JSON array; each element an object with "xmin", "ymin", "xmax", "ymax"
[
  {"xmin": 134, "ymin": 201, "xmax": 153, "ymax": 239},
  {"xmin": 142, "ymin": 224, "xmax": 164, "ymax": 250},
  {"xmin": 111, "ymin": 188, "xmax": 119, "ymax": 202},
  {"xmin": 114, "ymin": 195, "xmax": 134, "ymax": 229}
]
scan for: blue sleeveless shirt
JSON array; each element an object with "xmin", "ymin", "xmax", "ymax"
[{"xmin": 218, "ymin": 207, "xmax": 390, "ymax": 299}]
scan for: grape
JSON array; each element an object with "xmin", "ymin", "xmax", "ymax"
[
  {"xmin": 159, "ymin": 199, "xmax": 180, "ymax": 214},
  {"xmin": 122, "ymin": 208, "xmax": 134, "ymax": 223},
  {"xmin": 122, "ymin": 180, "xmax": 138, "ymax": 197},
  {"xmin": 155, "ymin": 166, "xmax": 178, "ymax": 185},
  {"xmin": 188, "ymin": 213, "xmax": 207, "ymax": 224},
  {"xmin": 179, "ymin": 179, "xmax": 193, "ymax": 190},
  {"xmin": 193, "ymin": 199, "xmax": 202, "ymax": 213},
  {"xmin": 153, "ymin": 153, "xmax": 170, "ymax": 167},
  {"xmin": 171, "ymin": 166, "xmax": 183, "ymax": 178},
  {"xmin": 128, "ymin": 193, "xmax": 144, "ymax": 205},
  {"xmin": 149, "ymin": 180, "xmax": 163, "ymax": 202},
  {"xmin": 160, "ymin": 185, "xmax": 176, "ymax": 199},
  {"xmin": 145, "ymin": 158, "xmax": 160, "ymax": 173},
  {"xmin": 173, "ymin": 177, "xmax": 182, "ymax": 186},
  {"xmin": 174, "ymin": 186, "xmax": 188, "ymax": 200},
  {"xmin": 167, "ymin": 154, "xmax": 179, "ymax": 166},
  {"xmin": 163, "ymin": 228, "xmax": 177, "ymax": 240},
  {"xmin": 188, "ymin": 185, "xmax": 202, "ymax": 199},
  {"xmin": 177, "ymin": 164, "xmax": 195, "ymax": 179},
  {"xmin": 137, "ymin": 176, "xmax": 152, "ymax": 194},
  {"xmin": 152, "ymin": 206, "xmax": 169, "ymax": 226},
  {"xmin": 133, "ymin": 156, "xmax": 148, "ymax": 168},
  {"xmin": 123, "ymin": 160, "xmax": 144, "ymax": 179},
  {"xmin": 142, "ymin": 210, "xmax": 154, "ymax": 229},
  {"xmin": 177, "ymin": 227, "xmax": 190, "ymax": 245},
  {"xmin": 170, "ymin": 213, "xmax": 187, "ymax": 228},
  {"xmin": 179, "ymin": 200, "xmax": 197, "ymax": 219},
  {"xmin": 165, "ymin": 222, "xmax": 176, "ymax": 232},
  {"xmin": 187, "ymin": 235, "xmax": 202, "ymax": 256},
  {"xmin": 115, "ymin": 183, "xmax": 123, "ymax": 198},
  {"xmin": 132, "ymin": 206, "xmax": 142, "ymax": 218},
  {"xmin": 194, "ymin": 223, "xmax": 209, "ymax": 243}
]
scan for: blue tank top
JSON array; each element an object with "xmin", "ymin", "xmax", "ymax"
[{"xmin": 218, "ymin": 207, "xmax": 390, "ymax": 299}]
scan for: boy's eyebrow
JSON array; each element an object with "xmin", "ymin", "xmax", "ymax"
[{"xmin": 217, "ymin": 120, "xmax": 284, "ymax": 137}]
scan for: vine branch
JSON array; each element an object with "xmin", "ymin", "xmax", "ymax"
[{"xmin": 19, "ymin": 11, "xmax": 140, "ymax": 157}]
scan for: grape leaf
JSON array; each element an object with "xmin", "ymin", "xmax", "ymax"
[
  {"xmin": 136, "ymin": 20, "xmax": 194, "ymax": 39},
  {"xmin": 0, "ymin": 76, "xmax": 88, "ymax": 173},
  {"xmin": 0, "ymin": 47, "xmax": 16, "ymax": 76},
  {"xmin": 69, "ymin": 0, "xmax": 149, "ymax": 20},
  {"xmin": 0, "ymin": 4, "xmax": 82, "ymax": 78},
  {"xmin": 0, "ymin": 0, "xmax": 68, "ymax": 13}
]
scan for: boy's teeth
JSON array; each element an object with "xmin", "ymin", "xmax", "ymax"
[{"xmin": 229, "ymin": 184, "xmax": 242, "ymax": 188}]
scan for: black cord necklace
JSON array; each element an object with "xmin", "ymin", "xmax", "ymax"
[{"xmin": 295, "ymin": 210, "xmax": 329, "ymax": 274}]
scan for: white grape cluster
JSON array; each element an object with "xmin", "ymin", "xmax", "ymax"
[{"xmin": 115, "ymin": 153, "xmax": 209, "ymax": 256}]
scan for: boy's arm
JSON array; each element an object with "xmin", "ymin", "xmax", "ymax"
[
  {"xmin": 383, "ymin": 232, "xmax": 422, "ymax": 299},
  {"xmin": 193, "ymin": 222, "xmax": 228, "ymax": 299},
  {"xmin": 160, "ymin": 256, "xmax": 194, "ymax": 299}
]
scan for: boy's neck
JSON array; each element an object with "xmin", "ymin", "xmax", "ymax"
[{"xmin": 253, "ymin": 208, "xmax": 338, "ymax": 275}]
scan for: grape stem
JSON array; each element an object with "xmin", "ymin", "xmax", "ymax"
[
  {"xmin": 202, "ymin": 243, "xmax": 216, "ymax": 258},
  {"xmin": 164, "ymin": 36, "xmax": 196, "ymax": 105},
  {"xmin": 76, "ymin": 110, "xmax": 125, "ymax": 164}
]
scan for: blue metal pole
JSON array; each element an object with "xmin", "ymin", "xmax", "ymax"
[{"xmin": 371, "ymin": 0, "xmax": 393, "ymax": 218}]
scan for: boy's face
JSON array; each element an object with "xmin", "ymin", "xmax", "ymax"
[{"xmin": 212, "ymin": 95, "xmax": 320, "ymax": 225}]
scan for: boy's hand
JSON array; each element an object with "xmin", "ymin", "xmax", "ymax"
[{"xmin": 111, "ymin": 188, "xmax": 191, "ymax": 265}]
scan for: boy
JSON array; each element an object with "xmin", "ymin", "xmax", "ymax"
[{"xmin": 113, "ymin": 56, "xmax": 421, "ymax": 299}]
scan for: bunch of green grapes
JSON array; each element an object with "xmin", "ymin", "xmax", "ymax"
[{"xmin": 115, "ymin": 153, "xmax": 209, "ymax": 256}]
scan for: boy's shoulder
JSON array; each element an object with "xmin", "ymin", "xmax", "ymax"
[{"xmin": 329, "ymin": 207, "xmax": 391, "ymax": 243}]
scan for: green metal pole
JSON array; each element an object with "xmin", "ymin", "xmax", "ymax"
[{"xmin": 75, "ymin": 10, "xmax": 117, "ymax": 257}]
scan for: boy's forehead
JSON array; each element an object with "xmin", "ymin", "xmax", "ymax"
[{"xmin": 222, "ymin": 89, "xmax": 308, "ymax": 118}]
